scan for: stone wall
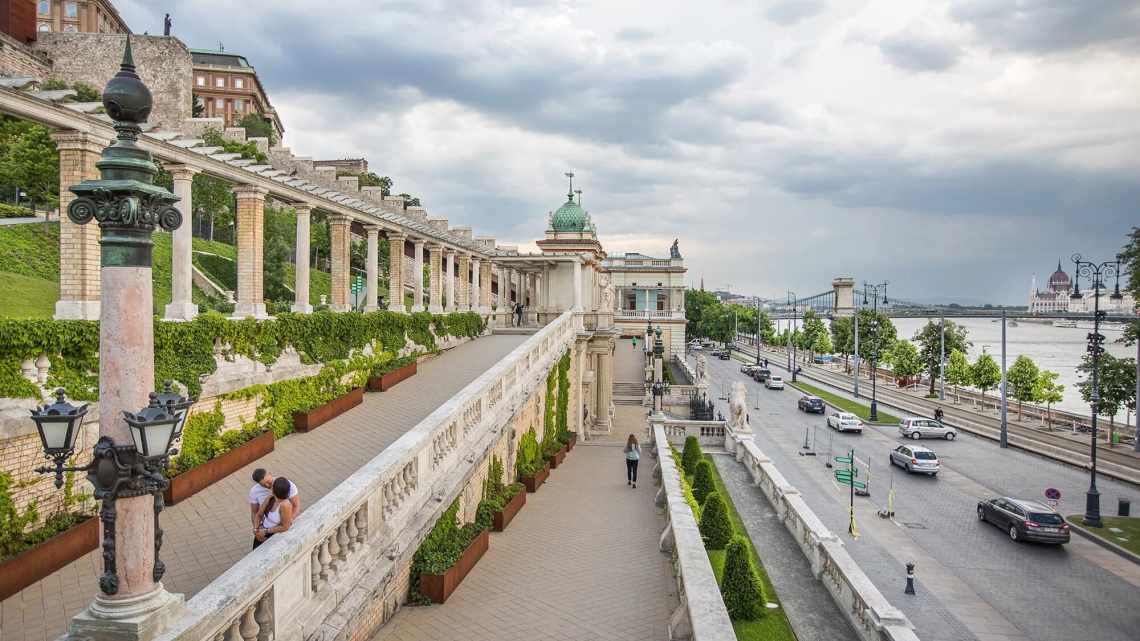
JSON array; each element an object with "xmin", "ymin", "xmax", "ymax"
[
  {"xmin": 0, "ymin": 31, "xmax": 51, "ymax": 77},
  {"xmin": 33, "ymin": 33, "xmax": 192, "ymax": 130}
]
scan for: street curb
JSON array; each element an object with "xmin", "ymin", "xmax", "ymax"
[{"xmin": 1067, "ymin": 519, "xmax": 1140, "ymax": 567}]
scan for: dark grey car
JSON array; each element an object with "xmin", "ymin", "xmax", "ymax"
[{"xmin": 976, "ymin": 497, "xmax": 1070, "ymax": 544}]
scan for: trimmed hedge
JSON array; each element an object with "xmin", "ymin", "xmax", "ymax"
[
  {"xmin": 699, "ymin": 491, "xmax": 732, "ymax": 550},
  {"xmin": 681, "ymin": 435, "xmax": 702, "ymax": 476},
  {"xmin": 722, "ymin": 535, "xmax": 767, "ymax": 620},
  {"xmin": 692, "ymin": 459, "xmax": 715, "ymax": 504},
  {"xmin": 0, "ymin": 203, "xmax": 34, "ymax": 219}
]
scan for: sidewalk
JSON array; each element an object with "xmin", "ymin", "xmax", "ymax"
[{"xmin": 1, "ymin": 334, "xmax": 527, "ymax": 641}]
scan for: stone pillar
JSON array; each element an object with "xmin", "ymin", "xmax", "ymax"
[
  {"xmin": 291, "ymin": 204, "xmax": 313, "ymax": 313},
  {"xmin": 411, "ymin": 240, "xmax": 426, "ymax": 312},
  {"xmin": 52, "ymin": 131, "xmax": 106, "ymax": 320},
  {"xmin": 364, "ymin": 225, "xmax": 380, "ymax": 312},
  {"xmin": 458, "ymin": 253, "xmax": 471, "ymax": 311},
  {"xmin": 573, "ymin": 259, "xmax": 583, "ymax": 310},
  {"xmin": 470, "ymin": 257, "xmax": 480, "ymax": 310},
  {"xmin": 428, "ymin": 243, "xmax": 444, "ymax": 313},
  {"xmin": 499, "ymin": 264, "xmax": 511, "ymax": 306},
  {"xmin": 596, "ymin": 344, "xmax": 614, "ymax": 433},
  {"xmin": 833, "ymin": 277, "xmax": 856, "ymax": 317},
  {"xmin": 479, "ymin": 260, "xmax": 493, "ymax": 313},
  {"xmin": 444, "ymin": 250, "xmax": 456, "ymax": 312},
  {"xmin": 163, "ymin": 165, "xmax": 199, "ymax": 321},
  {"xmin": 233, "ymin": 185, "xmax": 269, "ymax": 318},
  {"xmin": 328, "ymin": 214, "xmax": 352, "ymax": 312},
  {"xmin": 387, "ymin": 231, "xmax": 407, "ymax": 312},
  {"xmin": 542, "ymin": 264, "xmax": 551, "ymax": 313}
]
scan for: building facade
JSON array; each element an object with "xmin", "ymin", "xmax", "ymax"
[
  {"xmin": 1029, "ymin": 260, "xmax": 1136, "ymax": 315},
  {"xmin": 191, "ymin": 48, "xmax": 284, "ymax": 141},
  {"xmin": 32, "ymin": 0, "xmax": 127, "ymax": 35},
  {"xmin": 602, "ymin": 240, "xmax": 687, "ymax": 358}
]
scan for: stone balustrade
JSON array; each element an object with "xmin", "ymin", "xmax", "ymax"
[
  {"xmin": 151, "ymin": 311, "xmax": 579, "ymax": 641},
  {"xmin": 722, "ymin": 428, "xmax": 921, "ymax": 641},
  {"xmin": 658, "ymin": 418, "xmax": 726, "ymax": 448},
  {"xmin": 650, "ymin": 425, "xmax": 735, "ymax": 641}
]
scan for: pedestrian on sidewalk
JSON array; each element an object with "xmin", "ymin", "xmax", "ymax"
[
  {"xmin": 250, "ymin": 468, "xmax": 300, "ymax": 535},
  {"xmin": 632, "ymin": 336, "xmax": 638, "ymax": 350},
  {"xmin": 934, "ymin": 407, "xmax": 944, "ymax": 423},
  {"xmin": 253, "ymin": 477, "xmax": 296, "ymax": 549},
  {"xmin": 625, "ymin": 434, "xmax": 641, "ymax": 488}
]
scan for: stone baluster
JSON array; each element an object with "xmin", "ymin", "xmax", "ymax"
[
  {"xmin": 238, "ymin": 605, "xmax": 259, "ymax": 641},
  {"xmin": 310, "ymin": 547, "xmax": 323, "ymax": 593},
  {"xmin": 318, "ymin": 538, "xmax": 332, "ymax": 581},
  {"xmin": 254, "ymin": 592, "xmax": 274, "ymax": 641},
  {"xmin": 327, "ymin": 531, "xmax": 342, "ymax": 570},
  {"xmin": 345, "ymin": 516, "xmax": 359, "ymax": 553},
  {"xmin": 34, "ymin": 354, "xmax": 50, "ymax": 384},
  {"xmin": 335, "ymin": 522, "xmax": 350, "ymax": 561},
  {"xmin": 223, "ymin": 620, "xmax": 242, "ymax": 641},
  {"xmin": 355, "ymin": 508, "xmax": 367, "ymax": 544},
  {"xmin": 20, "ymin": 358, "xmax": 36, "ymax": 382}
]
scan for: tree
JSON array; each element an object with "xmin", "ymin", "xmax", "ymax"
[
  {"xmin": 1033, "ymin": 370, "xmax": 1064, "ymax": 429},
  {"xmin": 1121, "ymin": 226, "xmax": 1140, "ymax": 302},
  {"xmin": 0, "ymin": 116, "xmax": 59, "ymax": 210},
  {"xmin": 912, "ymin": 320, "xmax": 971, "ymax": 396},
  {"xmin": 236, "ymin": 113, "xmax": 276, "ymax": 146},
  {"xmin": 945, "ymin": 349, "xmax": 971, "ymax": 404},
  {"xmin": 692, "ymin": 460, "xmax": 715, "ymax": 504},
  {"xmin": 888, "ymin": 340, "xmax": 922, "ymax": 386},
  {"xmin": 800, "ymin": 310, "xmax": 827, "ymax": 363},
  {"xmin": 684, "ymin": 289, "xmax": 721, "ymax": 340},
  {"xmin": 681, "ymin": 436, "xmax": 702, "ymax": 476},
  {"xmin": 971, "ymin": 352, "xmax": 1001, "ymax": 405},
  {"xmin": 192, "ymin": 94, "xmax": 205, "ymax": 118},
  {"xmin": 357, "ymin": 172, "xmax": 392, "ymax": 195},
  {"xmin": 698, "ymin": 491, "xmax": 732, "ymax": 550},
  {"xmin": 702, "ymin": 305, "xmax": 735, "ymax": 348},
  {"xmin": 1006, "ymin": 355, "xmax": 1040, "ymax": 421},
  {"xmin": 1078, "ymin": 354, "xmax": 1137, "ymax": 444},
  {"xmin": 192, "ymin": 174, "xmax": 236, "ymax": 241},
  {"xmin": 812, "ymin": 331, "xmax": 833, "ymax": 359},
  {"xmin": 831, "ymin": 316, "xmax": 854, "ymax": 371},
  {"xmin": 855, "ymin": 308, "xmax": 896, "ymax": 380},
  {"xmin": 721, "ymin": 535, "xmax": 766, "ymax": 620}
]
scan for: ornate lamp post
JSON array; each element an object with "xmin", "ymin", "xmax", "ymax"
[
  {"xmin": 786, "ymin": 291, "xmax": 797, "ymax": 381},
  {"xmin": 863, "ymin": 281, "xmax": 888, "ymax": 422},
  {"xmin": 28, "ymin": 37, "xmax": 192, "ymax": 639},
  {"xmin": 1070, "ymin": 253, "xmax": 1122, "ymax": 528}
]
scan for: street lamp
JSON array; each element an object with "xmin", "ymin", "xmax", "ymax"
[
  {"xmin": 863, "ymin": 281, "xmax": 888, "ymax": 422},
  {"xmin": 29, "ymin": 389, "xmax": 89, "ymax": 488},
  {"xmin": 1071, "ymin": 253, "xmax": 1122, "ymax": 528},
  {"xmin": 786, "ymin": 291, "xmax": 798, "ymax": 381}
]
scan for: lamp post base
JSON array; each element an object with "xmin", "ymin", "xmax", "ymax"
[
  {"xmin": 69, "ymin": 585, "xmax": 184, "ymax": 641},
  {"xmin": 870, "ymin": 400, "xmax": 878, "ymax": 423},
  {"xmin": 1084, "ymin": 489, "xmax": 1103, "ymax": 528}
]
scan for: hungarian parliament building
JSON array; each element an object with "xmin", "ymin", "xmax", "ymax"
[{"xmin": 1028, "ymin": 261, "xmax": 1137, "ymax": 315}]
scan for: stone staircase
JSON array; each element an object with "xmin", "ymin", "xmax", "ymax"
[{"xmin": 613, "ymin": 381, "xmax": 646, "ymax": 405}]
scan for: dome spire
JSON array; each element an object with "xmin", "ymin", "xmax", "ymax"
[{"xmin": 564, "ymin": 171, "xmax": 575, "ymax": 202}]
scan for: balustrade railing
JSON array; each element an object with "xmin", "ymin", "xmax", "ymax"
[
  {"xmin": 153, "ymin": 311, "xmax": 578, "ymax": 641},
  {"xmin": 659, "ymin": 419, "xmax": 726, "ymax": 447}
]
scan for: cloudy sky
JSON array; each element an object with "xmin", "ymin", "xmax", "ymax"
[{"xmin": 118, "ymin": 0, "xmax": 1139, "ymax": 304}]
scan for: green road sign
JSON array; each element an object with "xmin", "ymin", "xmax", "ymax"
[
  {"xmin": 836, "ymin": 477, "xmax": 867, "ymax": 489},
  {"xmin": 835, "ymin": 456, "xmax": 852, "ymax": 464},
  {"xmin": 351, "ymin": 276, "xmax": 364, "ymax": 293},
  {"xmin": 835, "ymin": 469, "xmax": 858, "ymax": 479}
]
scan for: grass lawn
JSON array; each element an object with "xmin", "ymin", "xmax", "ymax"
[
  {"xmin": 790, "ymin": 380, "xmax": 900, "ymax": 424},
  {"xmin": 1068, "ymin": 515, "xmax": 1140, "ymax": 556},
  {"xmin": 0, "ymin": 271, "xmax": 57, "ymax": 318}
]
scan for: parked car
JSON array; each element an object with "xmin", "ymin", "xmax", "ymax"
[
  {"xmin": 813, "ymin": 354, "xmax": 833, "ymax": 364},
  {"xmin": 717, "ymin": 351, "xmax": 731, "ymax": 360},
  {"xmin": 898, "ymin": 417, "xmax": 957, "ymax": 441},
  {"xmin": 889, "ymin": 444, "xmax": 940, "ymax": 475},
  {"xmin": 826, "ymin": 411, "xmax": 863, "ymax": 433},
  {"xmin": 797, "ymin": 395, "xmax": 825, "ymax": 413},
  {"xmin": 976, "ymin": 497, "xmax": 1070, "ymax": 544},
  {"xmin": 765, "ymin": 376, "xmax": 785, "ymax": 390},
  {"xmin": 751, "ymin": 368, "xmax": 771, "ymax": 383},
  {"xmin": 688, "ymin": 342, "xmax": 703, "ymax": 351}
]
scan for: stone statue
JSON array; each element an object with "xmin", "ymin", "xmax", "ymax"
[
  {"xmin": 600, "ymin": 273, "xmax": 615, "ymax": 311},
  {"xmin": 695, "ymin": 353, "xmax": 708, "ymax": 388},
  {"xmin": 670, "ymin": 238, "xmax": 681, "ymax": 259},
  {"xmin": 729, "ymin": 381, "xmax": 749, "ymax": 431},
  {"xmin": 163, "ymin": 13, "xmax": 172, "ymax": 36}
]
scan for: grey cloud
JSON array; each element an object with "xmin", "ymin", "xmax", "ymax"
[
  {"xmin": 617, "ymin": 27, "xmax": 654, "ymax": 42},
  {"xmin": 951, "ymin": 0, "xmax": 1140, "ymax": 54},
  {"xmin": 878, "ymin": 33, "xmax": 961, "ymax": 72},
  {"xmin": 765, "ymin": 0, "xmax": 826, "ymax": 26}
]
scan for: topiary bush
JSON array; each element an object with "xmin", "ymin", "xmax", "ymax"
[
  {"xmin": 721, "ymin": 535, "xmax": 766, "ymax": 620},
  {"xmin": 681, "ymin": 436, "xmax": 702, "ymax": 476},
  {"xmin": 692, "ymin": 459, "xmax": 715, "ymax": 504},
  {"xmin": 699, "ymin": 491, "xmax": 733, "ymax": 550},
  {"xmin": 515, "ymin": 426, "xmax": 540, "ymax": 479}
]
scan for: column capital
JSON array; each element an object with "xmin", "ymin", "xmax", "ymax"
[
  {"xmin": 413, "ymin": 238, "xmax": 427, "ymax": 247},
  {"xmin": 164, "ymin": 164, "xmax": 201, "ymax": 181},
  {"xmin": 50, "ymin": 129, "xmax": 110, "ymax": 153},
  {"xmin": 386, "ymin": 229, "xmax": 408, "ymax": 241},
  {"xmin": 364, "ymin": 224, "xmax": 382, "ymax": 236},
  {"xmin": 233, "ymin": 184, "xmax": 269, "ymax": 199},
  {"xmin": 327, "ymin": 213, "xmax": 352, "ymax": 225},
  {"xmin": 293, "ymin": 202, "xmax": 314, "ymax": 215}
]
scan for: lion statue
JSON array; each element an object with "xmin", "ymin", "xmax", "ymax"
[
  {"xmin": 729, "ymin": 381, "xmax": 749, "ymax": 431},
  {"xmin": 695, "ymin": 353, "xmax": 708, "ymax": 387}
]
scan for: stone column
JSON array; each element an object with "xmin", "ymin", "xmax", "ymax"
[
  {"xmin": 458, "ymin": 253, "xmax": 471, "ymax": 311},
  {"xmin": 573, "ymin": 259, "xmax": 583, "ymax": 310},
  {"xmin": 428, "ymin": 243, "xmax": 444, "ymax": 313},
  {"xmin": 411, "ymin": 240, "xmax": 426, "ymax": 312},
  {"xmin": 499, "ymin": 264, "xmax": 510, "ymax": 306},
  {"xmin": 479, "ymin": 260, "xmax": 493, "ymax": 313},
  {"xmin": 291, "ymin": 204, "xmax": 313, "ymax": 313},
  {"xmin": 595, "ymin": 345, "xmax": 614, "ymax": 433},
  {"xmin": 444, "ymin": 250, "xmax": 456, "ymax": 312},
  {"xmin": 541, "ymin": 264, "xmax": 551, "ymax": 313},
  {"xmin": 387, "ymin": 231, "xmax": 407, "ymax": 312},
  {"xmin": 52, "ymin": 131, "xmax": 106, "ymax": 320},
  {"xmin": 470, "ymin": 258, "xmax": 480, "ymax": 311},
  {"xmin": 328, "ymin": 214, "xmax": 352, "ymax": 312},
  {"xmin": 364, "ymin": 225, "xmax": 380, "ymax": 312},
  {"xmin": 233, "ymin": 184, "xmax": 269, "ymax": 318},
  {"xmin": 163, "ymin": 165, "xmax": 199, "ymax": 321}
]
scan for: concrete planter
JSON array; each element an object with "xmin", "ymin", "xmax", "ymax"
[
  {"xmin": 492, "ymin": 488, "xmax": 526, "ymax": 532},
  {"xmin": 164, "ymin": 430, "xmax": 275, "ymax": 505},
  {"xmin": 0, "ymin": 515, "xmax": 98, "ymax": 600},
  {"xmin": 547, "ymin": 446, "xmax": 567, "ymax": 470},
  {"xmin": 366, "ymin": 361, "xmax": 417, "ymax": 392},
  {"xmin": 566, "ymin": 432, "xmax": 577, "ymax": 451},
  {"xmin": 293, "ymin": 387, "xmax": 364, "ymax": 432},
  {"xmin": 522, "ymin": 464, "xmax": 550, "ymax": 493},
  {"xmin": 418, "ymin": 529, "xmax": 490, "ymax": 604}
]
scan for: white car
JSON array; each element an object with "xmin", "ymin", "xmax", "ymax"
[
  {"xmin": 889, "ymin": 444, "xmax": 940, "ymax": 475},
  {"xmin": 765, "ymin": 376, "xmax": 785, "ymax": 390},
  {"xmin": 740, "ymin": 364, "xmax": 760, "ymax": 375},
  {"xmin": 827, "ymin": 411, "xmax": 864, "ymax": 433},
  {"xmin": 898, "ymin": 417, "xmax": 957, "ymax": 441}
]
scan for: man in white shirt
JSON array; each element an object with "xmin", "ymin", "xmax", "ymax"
[{"xmin": 250, "ymin": 468, "xmax": 300, "ymax": 530}]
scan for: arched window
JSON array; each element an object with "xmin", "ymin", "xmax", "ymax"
[
  {"xmin": 38, "ymin": 1, "xmax": 49, "ymax": 16},
  {"xmin": 38, "ymin": 22, "xmax": 51, "ymax": 32}
]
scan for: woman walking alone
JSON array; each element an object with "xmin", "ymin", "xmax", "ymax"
[{"xmin": 625, "ymin": 434, "xmax": 641, "ymax": 488}]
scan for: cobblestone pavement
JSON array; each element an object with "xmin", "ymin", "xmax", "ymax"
[
  {"xmin": 1, "ymin": 334, "xmax": 526, "ymax": 641},
  {"xmin": 701, "ymin": 353, "xmax": 1140, "ymax": 641},
  {"xmin": 710, "ymin": 453, "xmax": 858, "ymax": 641},
  {"xmin": 373, "ymin": 411, "xmax": 676, "ymax": 641}
]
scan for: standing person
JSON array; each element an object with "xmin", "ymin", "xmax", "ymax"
[
  {"xmin": 516, "ymin": 301, "xmax": 524, "ymax": 327},
  {"xmin": 624, "ymin": 434, "xmax": 641, "ymax": 488},
  {"xmin": 250, "ymin": 468, "xmax": 300, "ymax": 533},
  {"xmin": 632, "ymin": 335, "xmax": 638, "ymax": 350},
  {"xmin": 934, "ymin": 407, "xmax": 944, "ymax": 423},
  {"xmin": 253, "ymin": 477, "xmax": 295, "ymax": 549}
]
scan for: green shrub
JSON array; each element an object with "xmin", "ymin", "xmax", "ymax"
[
  {"xmin": 555, "ymin": 349, "xmax": 571, "ymax": 442},
  {"xmin": 0, "ymin": 471, "xmax": 38, "ymax": 558},
  {"xmin": 681, "ymin": 436, "xmax": 702, "ymax": 476},
  {"xmin": 692, "ymin": 459, "xmax": 715, "ymax": 504},
  {"xmin": 409, "ymin": 499, "xmax": 487, "ymax": 603},
  {"xmin": 721, "ymin": 535, "xmax": 766, "ymax": 620},
  {"xmin": 515, "ymin": 427, "xmax": 540, "ymax": 479},
  {"xmin": 699, "ymin": 491, "xmax": 733, "ymax": 550},
  {"xmin": 0, "ymin": 203, "xmax": 33, "ymax": 218}
]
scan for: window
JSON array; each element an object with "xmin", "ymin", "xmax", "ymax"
[
  {"xmin": 64, "ymin": 2, "xmax": 77, "ymax": 18},
  {"xmin": 914, "ymin": 451, "xmax": 937, "ymax": 460},
  {"xmin": 234, "ymin": 78, "xmax": 244, "ymax": 89},
  {"xmin": 63, "ymin": 23, "xmax": 77, "ymax": 32},
  {"xmin": 196, "ymin": 76, "xmax": 205, "ymax": 87},
  {"xmin": 38, "ymin": 22, "xmax": 51, "ymax": 32},
  {"xmin": 215, "ymin": 98, "xmax": 225, "ymax": 109},
  {"xmin": 624, "ymin": 291, "xmax": 636, "ymax": 311},
  {"xmin": 233, "ymin": 99, "xmax": 243, "ymax": 112},
  {"xmin": 215, "ymin": 77, "xmax": 225, "ymax": 88},
  {"xmin": 38, "ymin": 1, "xmax": 49, "ymax": 15},
  {"xmin": 656, "ymin": 291, "xmax": 667, "ymax": 311}
]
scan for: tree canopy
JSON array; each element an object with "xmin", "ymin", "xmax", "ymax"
[
  {"xmin": 971, "ymin": 352, "xmax": 1001, "ymax": 399},
  {"xmin": 1006, "ymin": 355, "xmax": 1039, "ymax": 420},
  {"xmin": 912, "ymin": 319, "xmax": 971, "ymax": 396}
]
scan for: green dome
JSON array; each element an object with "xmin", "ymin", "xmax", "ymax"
[{"xmin": 552, "ymin": 196, "xmax": 587, "ymax": 232}]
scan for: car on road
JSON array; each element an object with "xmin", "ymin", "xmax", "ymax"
[
  {"xmin": 826, "ymin": 411, "xmax": 863, "ymax": 433},
  {"xmin": 898, "ymin": 417, "xmax": 957, "ymax": 441},
  {"xmin": 750, "ymin": 368, "xmax": 771, "ymax": 383},
  {"xmin": 813, "ymin": 354, "xmax": 833, "ymax": 364},
  {"xmin": 765, "ymin": 376, "xmax": 785, "ymax": 390},
  {"xmin": 797, "ymin": 395, "xmax": 825, "ymax": 413},
  {"xmin": 889, "ymin": 444, "xmax": 940, "ymax": 475},
  {"xmin": 717, "ymin": 351, "xmax": 731, "ymax": 360},
  {"xmin": 688, "ymin": 342, "xmax": 703, "ymax": 351},
  {"xmin": 741, "ymin": 364, "xmax": 760, "ymax": 375},
  {"xmin": 976, "ymin": 497, "xmax": 1070, "ymax": 544}
]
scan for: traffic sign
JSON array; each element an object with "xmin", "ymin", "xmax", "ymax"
[
  {"xmin": 836, "ymin": 477, "xmax": 867, "ymax": 490},
  {"xmin": 835, "ymin": 455, "xmax": 852, "ymax": 464},
  {"xmin": 351, "ymin": 276, "xmax": 364, "ymax": 293},
  {"xmin": 835, "ymin": 469, "xmax": 858, "ymax": 479},
  {"xmin": 1044, "ymin": 488, "xmax": 1061, "ymax": 501}
]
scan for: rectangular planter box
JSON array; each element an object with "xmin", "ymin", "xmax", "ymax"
[
  {"xmin": 367, "ymin": 361, "xmax": 417, "ymax": 392},
  {"xmin": 0, "ymin": 516, "xmax": 98, "ymax": 601},
  {"xmin": 522, "ymin": 464, "xmax": 550, "ymax": 493},
  {"xmin": 293, "ymin": 387, "xmax": 364, "ymax": 432},
  {"xmin": 492, "ymin": 489, "xmax": 526, "ymax": 532},
  {"xmin": 547, "ymin": 446, "xmax": 566, "ymax": 470},
  {"xmin": 164, "ymin": 430, "xmax": 275, "ymax": 505},
  {"xmin": 566, "ymin": 433, "xmax": 577, "ymax": 451},
  {"xmin": 418, "ymin": 529, "xmax": 489, "ymax": 604}
]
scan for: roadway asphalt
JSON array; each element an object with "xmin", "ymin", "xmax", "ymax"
[{"xmin": 696, "ymin": 348, "xmax": 1140, "ymax": 641}]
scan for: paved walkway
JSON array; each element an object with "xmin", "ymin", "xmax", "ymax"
[
  {"xmin": 374, "ymin": 412, "xmax": 676, "ymax": 641},
  {"xmin": 613, "ymin": 336, "xmax": 645, "ymax": 382},
  {"xmin": 1, "ymin": 334, "xmax": 526, "ymax": 641}
]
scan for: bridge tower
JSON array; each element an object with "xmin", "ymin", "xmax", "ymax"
[{"xmin": 832, "ymin": 277, "xmax": 856, "ymax": 317}]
